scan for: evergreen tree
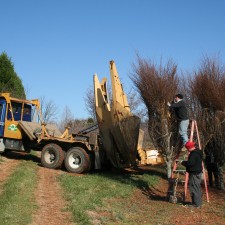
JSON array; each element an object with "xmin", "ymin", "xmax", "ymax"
[{"xmin": 0, "ymin": 52, "xmax": 26, "ymax": 99}]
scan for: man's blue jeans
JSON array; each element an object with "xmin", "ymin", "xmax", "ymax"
[{"xmin": 179, "ymin": 119, "xmax": 189, "ymax": 145}]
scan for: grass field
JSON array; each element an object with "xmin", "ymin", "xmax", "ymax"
[
  {"xmin": 59, "ymin": 171, "xmax": 159, "ymax": 225},
  {"xmin": 0, "ymin": 151, "xmax": 224, "ymax": 225},
  {"xmin": 0, "ymin": 157, "xmax": 37, "ymax": 225}
]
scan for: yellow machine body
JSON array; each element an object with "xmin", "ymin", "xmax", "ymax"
[
  {"xmin": 0, "ymin": 93, "xmax": 41, "ymax": 140},
  {"xmin": 94, "ymin": 61, "xmax": 141, "ymax": 168}
]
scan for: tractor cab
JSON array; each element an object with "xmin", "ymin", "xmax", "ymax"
[{"xmin": 0, "ymin": 93, "xmax": 41, "ymax": 139}]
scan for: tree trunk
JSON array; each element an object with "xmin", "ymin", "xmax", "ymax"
[
  {"xmin": 166, "ymin": 159, "xmax": 173, "ymax": 179},
  {"xmin": 218, "ymin": 166, "xmax": 225, "ymax": 190}
]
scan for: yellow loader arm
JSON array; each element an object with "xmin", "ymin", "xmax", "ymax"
[{"xmin": 94, "ymin": 61, "xmax": 140, "ymax": 168}]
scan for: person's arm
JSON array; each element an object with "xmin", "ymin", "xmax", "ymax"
[
  {"xmin": 182, "ymin": 153, "xmax": 196, "ymax": 168},
  {"xmin": 181, "ymin": 154, "xmax": 196, "ymax": 167},
  {"xmin": 181, "ymin": 160, "xmax": 187, "ymax": 167}
]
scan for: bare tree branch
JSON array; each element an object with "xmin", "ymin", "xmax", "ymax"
[{"xmin": 39, "ymin": 96, "xmax": 58, "ymax": 123}]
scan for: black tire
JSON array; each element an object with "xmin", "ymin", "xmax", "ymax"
[
  {"xmin": 1, "ymin": 149, "xmax": 9, "ymax": 156},
  {"xmin": 65, "ymin": 147, "xmax": 90, "ymax": 174},
  {"xmin": 41, "ymin": 143, "xmax": 64, "ymax": 169},
  {"xmin": 86, "ymin": 151, "xmax": 95, "ymax": 173}
]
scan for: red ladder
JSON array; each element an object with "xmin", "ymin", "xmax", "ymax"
[{"xmin": 169, "ymin": 120, "xmax": 209, "ymax": 203}]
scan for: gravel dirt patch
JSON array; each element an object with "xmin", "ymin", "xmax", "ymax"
[{"xmin": 30, "ymin": 154, "xmax": 74, "ymax": 225}]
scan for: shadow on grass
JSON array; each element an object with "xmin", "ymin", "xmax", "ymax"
[
  {"xmin": 89, "ymin": 165, "xmax": 168, "ymax": 202},
  {"xmin": 2, "ymin": 150, "xmax": 41, "ymax": 163}
]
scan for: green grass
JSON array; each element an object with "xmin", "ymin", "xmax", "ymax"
[
  {"xmin": 59, "ymin": 171, "xmax": 159, "ymax": 225},
  {"xmin": 0, "ymin": 152, "xmax": 38, "ymax": 225}
]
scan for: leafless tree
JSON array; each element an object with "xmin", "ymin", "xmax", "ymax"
[
  {"xmin": 130, "ymin": 55, "xmax": 181, "ymax": 178},
  {"xmin": 39, "ymin": 96, "xmax": 58, "ymax": 124},
  {"xmin": 190, "ymin": 55, "xmax": 225, "ymax": 189},
  {"xmin": 126, "ymin": 88, "xmax": 147, "ymax": 120},
  {"xmin": 59, "ymin": 106, "xmax": 94, "ymax": 134},
  {"xmin": 58, "ymin": 106, "xmax": 74, "ymax": 132},
  {"xmin": 84, "ymin": 86, "xmax": 96, "ymax": 121},
  {"xmin": 191, "ymin": 56, "xmax": 225, "ymax": 149}
]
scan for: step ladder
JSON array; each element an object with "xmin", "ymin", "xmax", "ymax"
[{"xmin": 168, "ymin": 120, "xmax": 209, "ymax": 204}]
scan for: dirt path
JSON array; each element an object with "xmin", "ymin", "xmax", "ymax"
[
  {"xmin": 1, "ymin": 152, "xmax": 75, "ymax": 225},
  {"xmin": 30, "ymin": 165, "xmax": 75, "ymax": 225}
]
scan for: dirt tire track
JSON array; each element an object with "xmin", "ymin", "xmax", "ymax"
[
  {"xmin": 30, "ymin": 166, "xmax": 75, "ymax": 225},
  {"xmin": 0, "ymin": 153, "xmax": 21, "ymax": 193}
]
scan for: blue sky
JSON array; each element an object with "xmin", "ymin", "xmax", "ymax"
[{"xmin": 0, "ymin": 0, "xmax": 225, "ymax": 120}]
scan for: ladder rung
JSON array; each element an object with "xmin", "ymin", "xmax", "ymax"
[
  {"xmin": 173, "ymin": 170, "xmax": 186, "ymax": 173},
  {"xmin": 175, "ymin": 159, "xmax": 183, "ymax": 162},
  {"xmin": 169, "ymin": 179, "xmax": 185, "ymax": 184}
]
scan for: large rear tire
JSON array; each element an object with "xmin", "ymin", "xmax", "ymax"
[
  {"xmin": 65, "ymin": 147, "xmax": 90, "ymax": 174},
  {"xmin": 41, "ymin": 143, "xmax": 64, "ymax": 169}
]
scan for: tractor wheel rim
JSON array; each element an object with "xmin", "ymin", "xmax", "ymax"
[
  {"xmin": 44, "ymin": 150, "xmax": 55, "ymax": 164},
  {"xmin": 68, "ymin": 153, "xmax": 82, "ymax": 169}
]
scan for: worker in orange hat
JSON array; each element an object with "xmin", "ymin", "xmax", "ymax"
[{"xmin": 182, "ymin": 141, "xmax": 203, "ymax": 208}]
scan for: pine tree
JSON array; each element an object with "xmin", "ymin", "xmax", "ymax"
[{"xmin": 0, "ymin": 52, "xmax": 26, "ymax": 99}]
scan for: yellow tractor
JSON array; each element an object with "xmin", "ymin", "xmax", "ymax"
[{"xmin": 0, "ymin": 93, "xmax": 97, "ymax": 173}]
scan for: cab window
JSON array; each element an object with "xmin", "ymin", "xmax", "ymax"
[
  {"xmin": 23, "ymin": 104, "xmax": 32, "ymax": 121},
  {"xmin": 7, "ymin": 102, "xmax": 22, "ymax": 121}
]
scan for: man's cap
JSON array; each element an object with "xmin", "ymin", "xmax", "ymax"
[
  {"xmin": 185, "ymin": 141, "xmax": 195, "ymax": 149},
  {"xmin": 176, "ymin": 94, "xmax": 183, "ymax": 99}
]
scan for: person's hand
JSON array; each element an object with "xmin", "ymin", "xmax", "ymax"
[{"xmin": 167, "ymin": 102, "xmax": 171, "ymax": 107}]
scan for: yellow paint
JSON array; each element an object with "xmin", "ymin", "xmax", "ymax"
[{"xmin": 4, "ymin": 120, "xmax": 22, "ymax": 139}]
